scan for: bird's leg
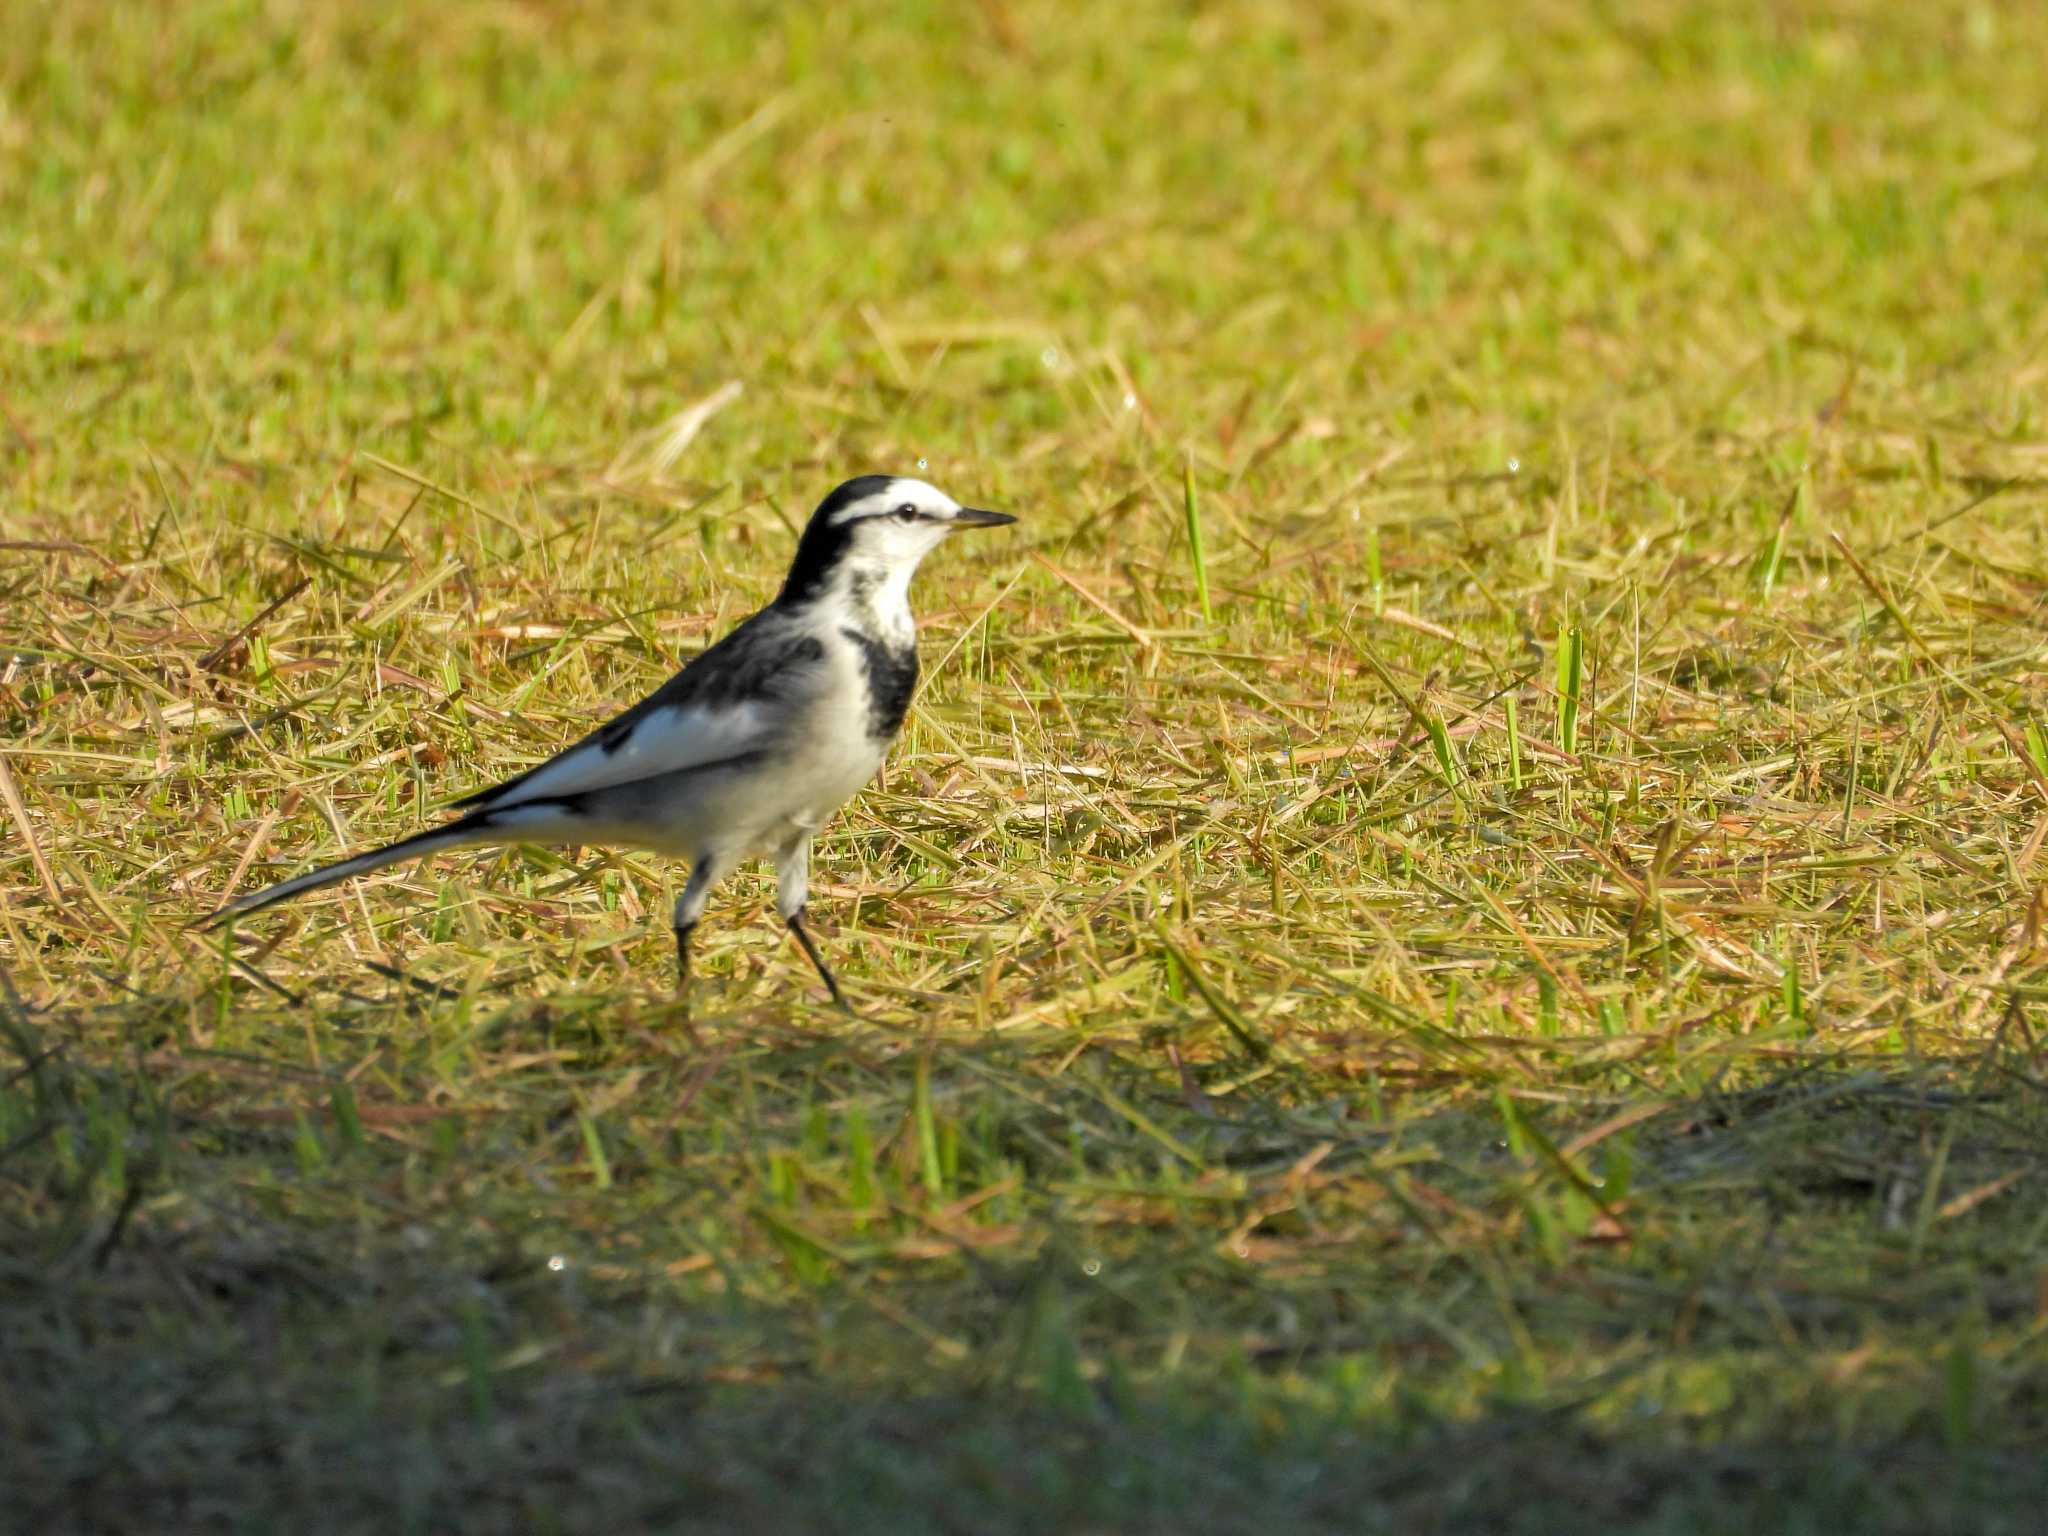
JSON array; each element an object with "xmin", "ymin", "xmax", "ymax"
[
  {"xmin": 773, "ymin": 833, "xmax": 851, "ymax": 1011},
  {"xmin": 673, "ymin": 919, "xmax": 696, "ymax": 998},
  {"xmin": 785, "ymin": 908, "xmax": 849, "ymax": 1011},
  {"xmin": 670, "ymin": 855, "xmax": 720, "ymax": 1014}
]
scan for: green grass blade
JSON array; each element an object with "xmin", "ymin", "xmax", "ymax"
[
  {"xmin": 1183, "ymin": 458, "xmax": 1212, "ymax": 624},
  {"xmin": 1556, "ymin": 626, "xmax": 1583, "ymax": 758}
]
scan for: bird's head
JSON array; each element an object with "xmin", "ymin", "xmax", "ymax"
[{"xmin": 780, "ymin": 475, "xmax": 1015, "ymax": 605}]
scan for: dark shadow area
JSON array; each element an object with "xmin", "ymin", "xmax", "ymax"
[
  {"xmin": 4, "ymin": 1217, "xmax": 2043, "ymax": 1535},
  {"xmin": 5, "ymin": 991, "xmax": 2048, "ymax": 1534}
]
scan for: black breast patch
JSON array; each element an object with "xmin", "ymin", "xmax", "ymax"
[{"xmin": 841, "ymin": 627, "xmax": 919, "ymax": 739}]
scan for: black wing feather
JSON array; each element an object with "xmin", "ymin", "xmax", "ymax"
[{"xmin": 451, "ymin": 610, "xmax": 825, "ymax": 810}]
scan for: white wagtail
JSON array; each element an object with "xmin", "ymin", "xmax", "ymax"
[{"xmin": 200, "ymin": 475, "xmax": 1017, "ymax": 1007}]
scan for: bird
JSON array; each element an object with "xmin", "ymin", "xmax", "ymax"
[{"xmin": 198, "ymin": 474, "xmax": 1017, "ymax": 1008}]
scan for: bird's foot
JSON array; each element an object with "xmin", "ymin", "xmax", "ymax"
[
  {"xmin": 672, "ymin": 922, "xmax": 708, "ymax": 1043},
  {"xmin": 786, "ymin": 909, "xmax": 854, "ymax": 1014}
]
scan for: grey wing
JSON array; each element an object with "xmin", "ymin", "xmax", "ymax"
[{"xmin": 453, "ymin": 610, "xmax": 828, "ymax": 812}]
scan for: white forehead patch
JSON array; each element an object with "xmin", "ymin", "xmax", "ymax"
[{"xmin": 828, "ymin": 477, "xmax": 961, "ymax": 526}]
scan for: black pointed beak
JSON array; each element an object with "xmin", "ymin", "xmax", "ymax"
[{"xmin": 950, "ymin": 508, "xmax": 1017, "ymax": 528}]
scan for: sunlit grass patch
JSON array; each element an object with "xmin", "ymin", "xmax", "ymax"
[{"xmin": 5, "ymin": 0, "xmax": 2048, "ymax": 1529}]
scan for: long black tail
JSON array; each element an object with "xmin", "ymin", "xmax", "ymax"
[{"xmin": 195, "ymin": 812, "xmax": 505, "ymax": 930}]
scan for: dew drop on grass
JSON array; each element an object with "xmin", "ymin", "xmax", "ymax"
[
  {"xmin": 546, "ymin": 1254, "xmax": 567, "ymax": 1273},
  {"xmin": 1507, "ymin": 457, "xmax": 1521, "ymax": 474},
  {"xmin": 916, "ymin": 457, "xmax": 928, "ymax": 470},
  {"xmin": 1041, "ymin": 346, "xmax": 1060, "ymax": 369},
  {"xmin": 1082, "ymin": 1257, "xmax": 1101, "ymax": 1276},
  {"xmin": 1122, "ymin": 392, "xmax": 1137, "ymax": 411}
]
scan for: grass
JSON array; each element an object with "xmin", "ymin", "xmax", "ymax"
[{"xmin": 5, "ymin": 0, "xmax": 2048, "ymax": 1528}]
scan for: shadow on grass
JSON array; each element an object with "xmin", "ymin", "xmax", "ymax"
[
  {"xmin": 4, "ymin": 1233, "xmax": 2041, "ymax": 1535},
  {"xmin": 4, "ymin": 995, "xmax": 2047, "ymax": 1534}
]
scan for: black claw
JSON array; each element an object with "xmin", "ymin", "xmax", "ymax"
[
  {"xmin": 785, "ymin": 909, "xmax": 850, "ymax": 1011},
  {"xmin": 674, "ymin": 921, "xmax": 696, "ymax": 998}
]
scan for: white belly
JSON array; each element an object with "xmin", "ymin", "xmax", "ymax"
[
  {"xmin": 699, "ymin": 643, "xmax": 889, "ymax": 858},
  {"xmin": 765, "ymin": 655, "xmax": 891, "ymax": 841},
  {"xmin": 549, "ymin": 628, "xmax": 895, "ymax": 864}
]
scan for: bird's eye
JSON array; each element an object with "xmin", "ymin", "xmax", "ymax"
[{"xmin": 893, "ymin": 504, "xmax": 920, "ymax": 522}]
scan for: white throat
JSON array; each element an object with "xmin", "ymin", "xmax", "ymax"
[{"xmin": 826, "ymin": 557, "xmax": 918, "ymax": 642}]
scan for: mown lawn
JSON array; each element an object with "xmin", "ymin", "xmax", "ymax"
[{"xmin": 5, "ymin": 1, "xmax": 2048, "ymax": 1529}]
